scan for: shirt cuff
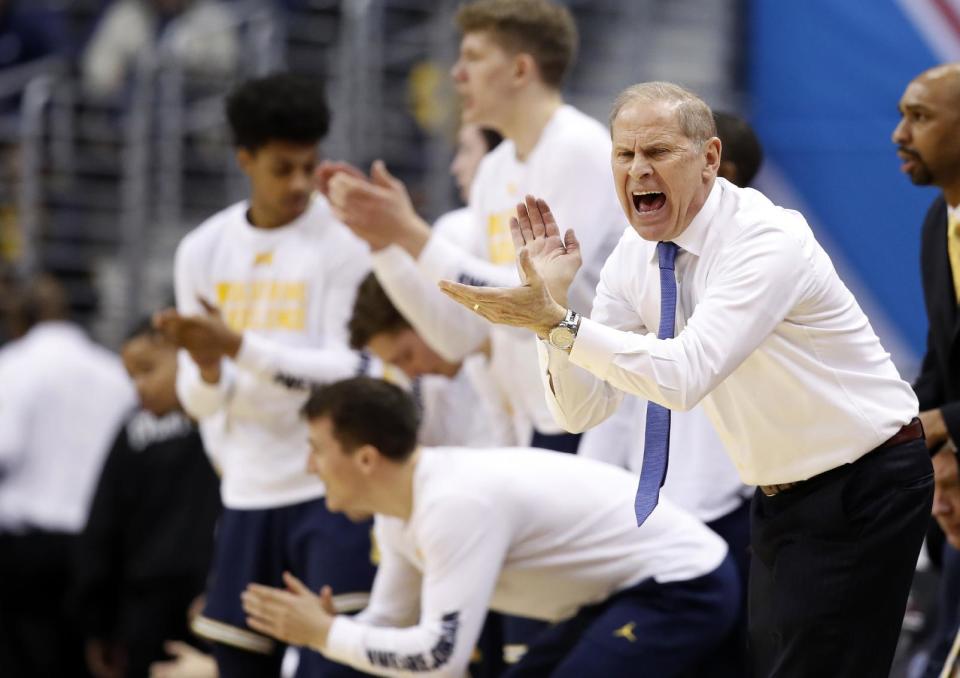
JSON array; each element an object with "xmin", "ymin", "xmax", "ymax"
[
  {"xmin": 940, "ymin": 401, "xmax": 960, "ymax": 450},
  {"xmin": 569, "ymin": 317, "xmax": 631, "ymax": 378},
  {"xmin": 234, "ymin": 333, "xmax": 280, "ymax": 375},
  {"xmin": 371, "ymin": 243, "xmax": 412, "ymax": 273},
  {"xmin": 236, "ymin": 332, "xmax": 362, "ymax": 381},
  {"xmin": 322, "ymin": 616, "xmax": 364, "ymax": 667},
  {"xmin": 181, "ymin": 358, "xmax": 233, "ymax": 416},
  {"xmin": 537, "ymin": 338, "xmax": 572, "ymax": 373},
  {"xmin": 417, "ymin": 233, "xmax": 461, "ymax": 283}
]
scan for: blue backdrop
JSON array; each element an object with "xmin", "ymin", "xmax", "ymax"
[{"xmin": 749, "ymin": 0, "xmax": 948, "ymax": 374}]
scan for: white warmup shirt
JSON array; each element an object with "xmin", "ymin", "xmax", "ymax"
[
  {"xmin": 541, "ymin": 179, "xmax": 919, "ymax": 486},
  {"xmin": 377, "ymin": 105, "xmax": 626, "ymax": 437},
  {"xmin": 578, "ymin": 397, "xmax": 750, "ymax": 522},
  {"xmin": 416, "ymin": 355, "xmax": 517, "ymax": 448},
  {"xmin": 231, "ymin": 338, "xmax": 516, "ymax": 449},
  {"xmin": 174, "ymin": 196, "xmax": 370, "ymax": 508},
  {"xmin": 324, "ymin": 447, "xmax": 727, "ymax": 677},
  {"xmin": 0, "ymin": 322, "xmax": 135, "ymax": 533},
  {"xmin": 371, "ymin": 210, "xmax": 525, "ymax": 446}
]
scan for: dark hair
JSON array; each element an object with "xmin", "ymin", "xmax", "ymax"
[
  {"xmin": 302, "ymin": 378, "xmax": 419, "ymax": 461},
  {"xmin": 17, "ymin": 271, "xmax": 69, "ymax": 329},
  {"xmin": 480, "ymin": 127, "xmax": 503, "ymax": 152},
  {"xmin": 348, "ymin": 273, "xmax": 410, "ymax": 350},
  {"xmin": 124, "ymin": 315, "xmax": 167, "ymax": 344},
  {"xmin": 225, "ymin": 73, "xmax": 330, "ymax": 151},
  {"xmin": 713, "ymin": 111, "xmax": 764, "ymax": 187},
  {"xmin": 456, "ymin": 0, "xmax": 578, "ymax": 89}
]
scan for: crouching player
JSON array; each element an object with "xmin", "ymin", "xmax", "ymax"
[{"xmin": 242, "ymin": 378, "xmax": 739, "ymax": 677}]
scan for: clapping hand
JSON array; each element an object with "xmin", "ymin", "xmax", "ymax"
[
  {"xmin": 153, "ymin": 299, "xmax": 241, "ymax": 382},
  {"xmin": 439, "ymin": 195, "xmax": 579, "ymax": 337},
  {"xmin": 241, "ymin": 572, "xmax": 337, "ymax": 650},
  {"xmin": 509, "ymin": 196, "xmax": 582, "ymax": 304},
  {"xmin": 317, "ymin": 159, "xmax": 432, "ymax": 255}
]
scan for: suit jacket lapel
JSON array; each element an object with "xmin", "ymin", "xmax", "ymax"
[
  {"xmin": 922, "ymin": 200, "xmax": 958, "ymax": 350},
  {"xmin": 939, "ymin": 214, "xmax": 960, "ymax": 343}
]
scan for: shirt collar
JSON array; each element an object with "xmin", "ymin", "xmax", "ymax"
[
  {"xmin": 26, "ymin": 320, "xmax": 84, "ymax": 340},
  {"xmin": 646, "ymin": 178, "xmax": 722, "ymax": 262}
]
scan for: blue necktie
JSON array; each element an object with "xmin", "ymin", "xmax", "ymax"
[{"xmin": 634, "ymin": 241, "xmax": 679, "ymax": 526}]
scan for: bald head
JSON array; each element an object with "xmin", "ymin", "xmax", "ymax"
[
  {"xmin": 893, "ymin": 62, "xmax": 960, "ymax": 197},
  {"xmin": 916, "ymin": 63, "xmax": 960, "ymax": 97}
]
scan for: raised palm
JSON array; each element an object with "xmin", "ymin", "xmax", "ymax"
[{"xmin": 511, "ymin": 196, "xmax": 582, "ymax": 306}]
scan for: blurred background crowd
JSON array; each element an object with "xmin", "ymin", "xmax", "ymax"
[{"xmin": 0, "ymin": 0, "xmax": 955, "ymax": 677}]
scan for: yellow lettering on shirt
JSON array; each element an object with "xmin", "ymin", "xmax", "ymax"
[
  {"xmin": 486, "ymin": 209, "xmax": 516, "ymax": 265},
  {"xmin": 214, "ymin": 281, "xmax": 308, "ymax": 332},
  {"xmin": 253, "ymin": 251, "xmax": 274, "ymax": 267}
]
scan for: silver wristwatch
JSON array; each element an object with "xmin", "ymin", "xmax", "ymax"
[{"xmin": 548, "ymin": 309, "xmax": 581, "ymax": 352}]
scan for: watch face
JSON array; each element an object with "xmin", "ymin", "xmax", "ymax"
[{"xmin": 549, "ymin": 326, "xmax": 575, "ymax": 350}]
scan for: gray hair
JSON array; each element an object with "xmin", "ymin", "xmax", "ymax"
[{"xmin": 609, "ymin": 82, "xmax": 717, "ymax": 146}]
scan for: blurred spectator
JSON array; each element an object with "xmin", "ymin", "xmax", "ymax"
[
  {"xmin": 82, "ymin": 0, "xmax": 238, "ymax": 99},
  {"xmin": 449, "ymin": 124, "xmax": 502, "ymax": 204},
  {"xmin": 0, "ymin": 264, "xmax": 19, "ymax": 345},
  {"xmin": 0, "ymin": 0, "xmax": 59, "ymax": 72},
  {"xmin": 713, "ymin": 110, "xmax": 764, "ymax": 187},
  {"xmin": 0, "ymin": 272, "xmax": 136, "ymax": 677},
  {"xmin": 74, "ymin": 317, "xmax": 221, "ymax": 678},
  {"xmin": 0, "ymin": 0, "xmax": 63, "ymax": 118}
]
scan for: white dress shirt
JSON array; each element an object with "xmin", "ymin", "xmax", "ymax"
[
  {"xmin": 324, "ymin": 447, "xmax": 727, "ymax": 677},
  {"xmin": 541, "ymin": 178, "xmax": 918, "ymax": 486},
  {"xmin": 578, "ymin": 396, "xmax": 750, "ymax": 522},
  {"xmin": 0, "ymin": 322, "xmax": 135, "ymax": 533}
]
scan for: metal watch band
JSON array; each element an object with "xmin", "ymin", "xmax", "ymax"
[{"xmin": 560, "ymin": 308, "xmax": 581, "ymax": 335}]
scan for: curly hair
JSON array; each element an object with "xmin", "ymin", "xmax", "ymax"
[{"xmin": 225, "ymin": 73, "xmax": 330, "ymax": 151}]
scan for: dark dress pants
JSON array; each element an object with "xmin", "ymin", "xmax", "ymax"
[
  {"xmin": 0, "ymin": 531, "xmax": 90, "ymax": 678},
  {"xmin": 923, "ymin": 542, "xmax": 960, "ymax": 678},
  {"xmin": 749, "ymin": 437, "xmax": 933, "ymax": 677},
  {"xmin": 704, "ymin": 499, "xmax": 752, "ymax": 678}
]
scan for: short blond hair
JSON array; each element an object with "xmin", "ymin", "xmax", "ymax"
[
  {"xmin": 609, "ymin": 82, "xmax": 716, "ymax": 146},
  {"xmin": 455, "ymin": 0, "xmax": 577, "ymax": 89}
]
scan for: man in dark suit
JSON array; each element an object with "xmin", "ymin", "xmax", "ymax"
[{"xmin": 893, "ymin": 62, "xmax": 960, "ymax": 676}]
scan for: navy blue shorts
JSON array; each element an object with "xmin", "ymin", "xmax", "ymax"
[
  {"xmin": 504, "ymin": 554, "xmax": 740, "ymax": 678},
  {"xmin": 529, "ymin": 429, "xmax": 582, "ymax": 455},
  {"xmin": 193, "ymin": 497, "xmax": 376, "ymax": 677}
]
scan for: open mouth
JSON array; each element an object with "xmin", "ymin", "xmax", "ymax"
[{"xmin": 632, "ymin": 191, "xmax": 666, "ymax": 214}]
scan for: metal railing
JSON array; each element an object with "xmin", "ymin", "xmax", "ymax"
[
  {"xmin": 5, "ymin": 0, "xmax": 742, "ymax": 346},
  {"xmin": 9, "ymin": 2, "xmax": 285, "ymax": 345}
]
